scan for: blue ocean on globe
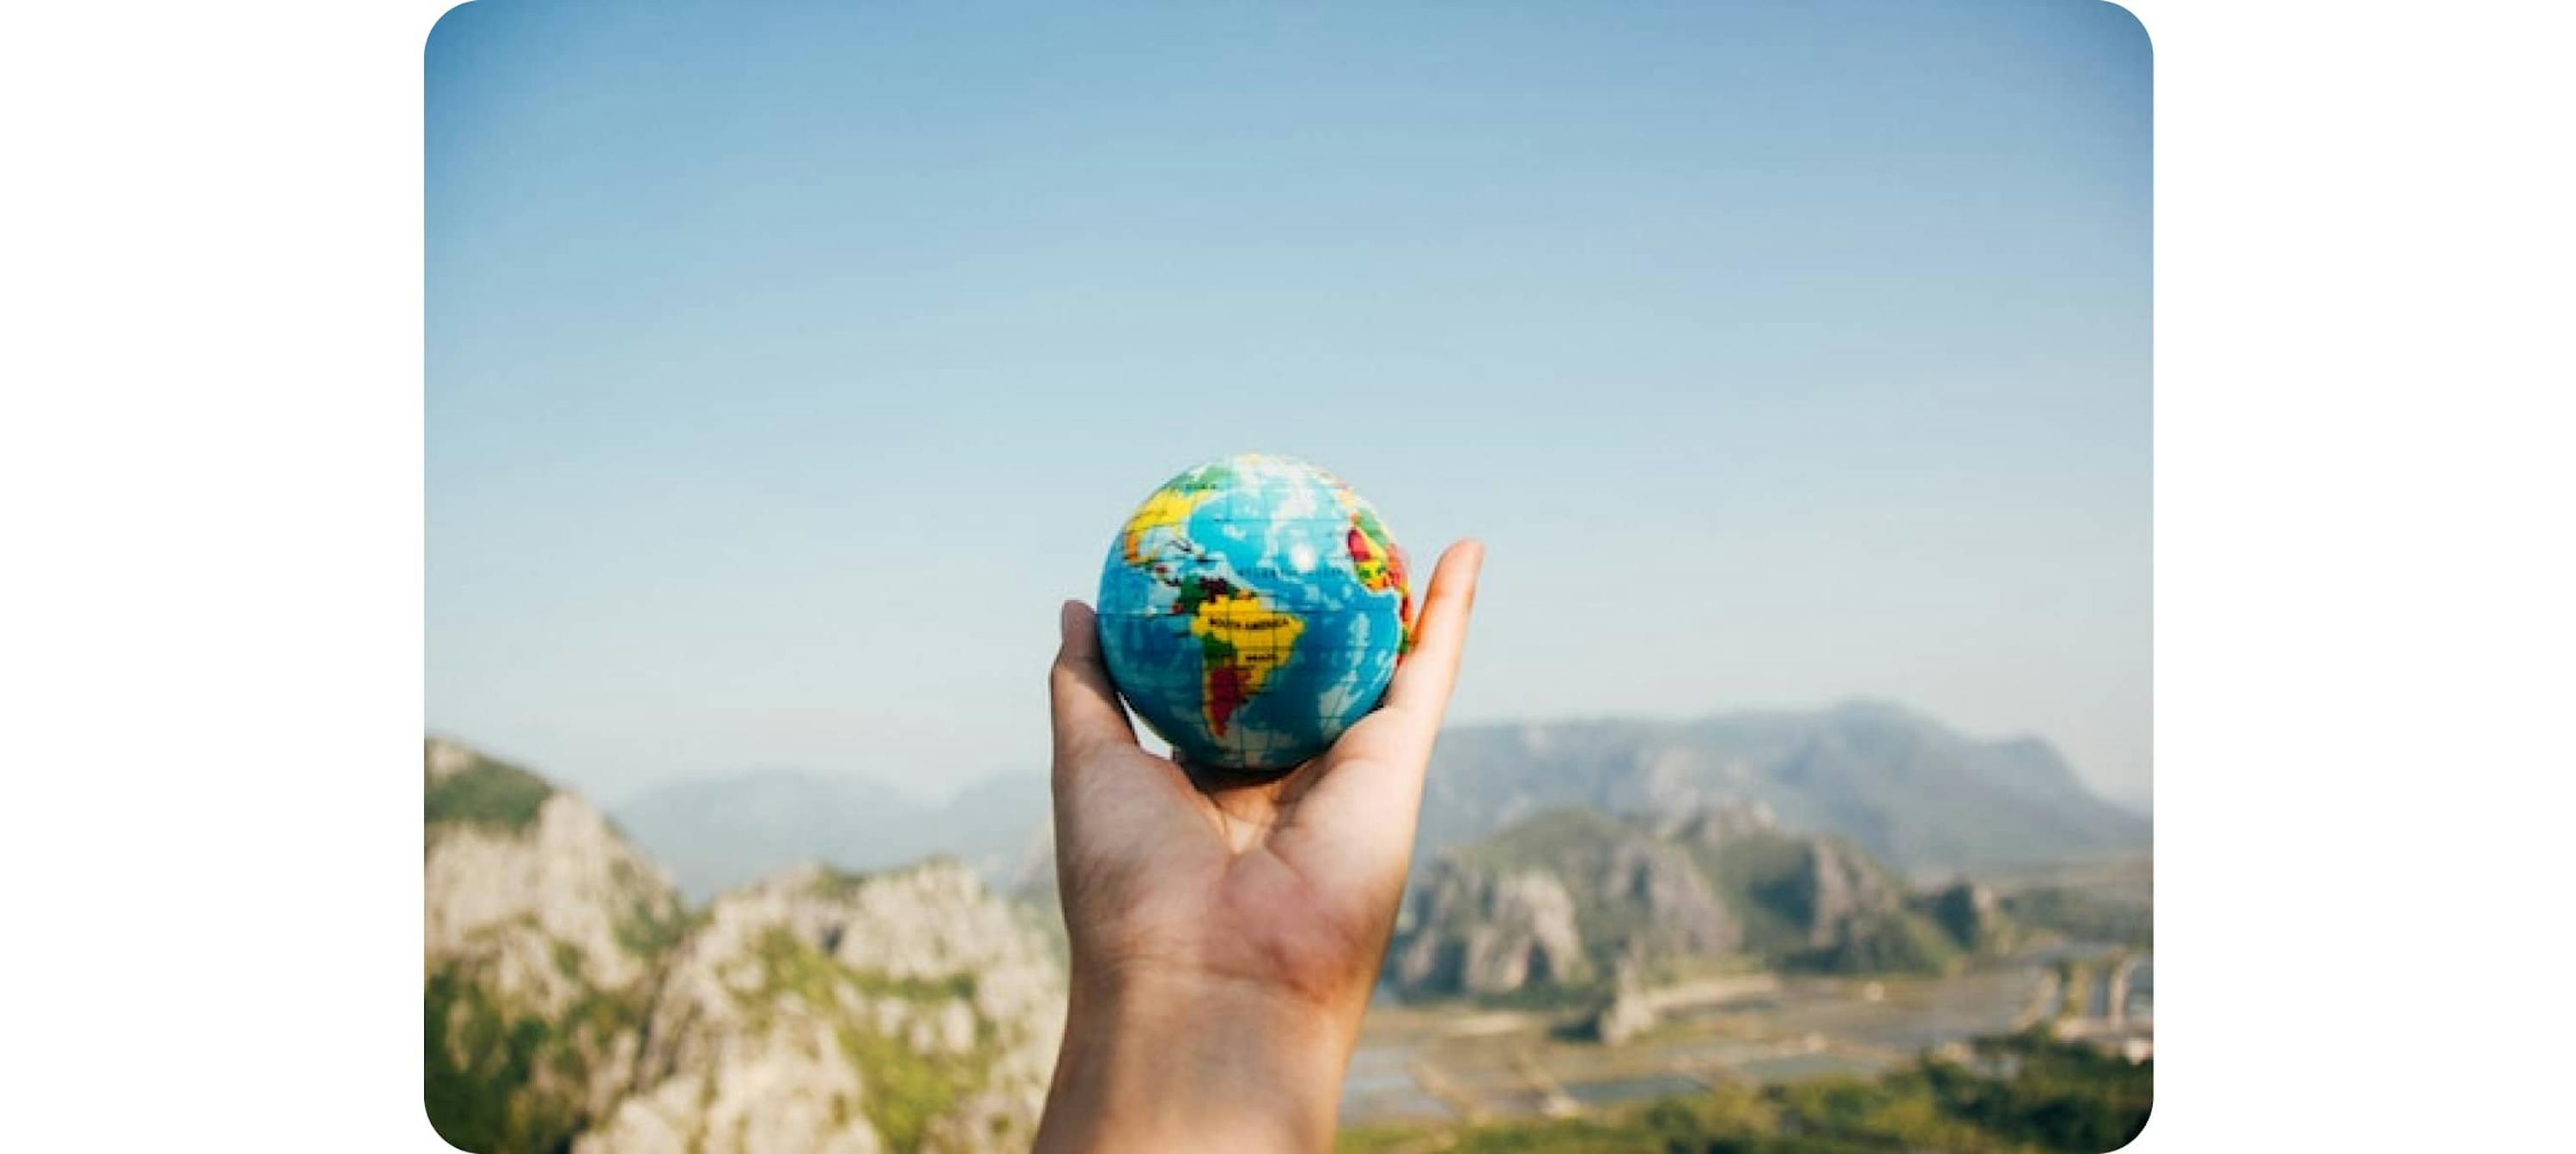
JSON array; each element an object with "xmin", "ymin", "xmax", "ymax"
[{"xmin": 1096, "ymin": 454, "xmax": 1414, "ymax": 771}]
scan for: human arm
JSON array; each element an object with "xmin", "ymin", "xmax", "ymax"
[{"xmin": 1033, "ymin": 540, "xmax": 1485, "ymax": 1152}]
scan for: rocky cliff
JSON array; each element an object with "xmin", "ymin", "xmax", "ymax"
[
  {"xmin": 425, "ymin": 739, "xmax": 686, "ymax": 1151},
  {"xmin": 1388, "ymin": 801, "xmax": 2000, "ymax": 999},
  {"xmin": 1392, "ymin": 866, "xmax": 1595, "ymax": 994},
  {"xmin": 578, "ymin": 860, "xmax": 1063, "ymax": 1154},
  {"xmin": 424, "ymin": 739, "xmax": 1065, "ymax": 1154}
]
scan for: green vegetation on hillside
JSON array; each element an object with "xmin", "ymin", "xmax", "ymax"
[
  {"xmin": 425, "ymin": 970, "xmax": 557, "ymax": 1153},
  {"xmin": 424, "ymin": 969, "xmax": 642, "ymax": 1154},
  {"xmin": 425, "ymin": 749, "xmax": 553, "ymax": 833},
  {"xmin": 1715, "ymin": 835, "xmax": 1970, "ymax": 977},
  {"xmin": 1789, "ymin": 908, "xmax": 1965, "ymax": 976},
  {"xmin": 609, "ymin": 856, "xmax": 691, "ymax": 957},
  {"xmin": 1452, "ymin": 808, "xmax": 1631, "ymax": 873},
  {"xmin": 1336, "ymin": 1030, "xmax": 2151, "ymax": 1154},
  {"xmin": 1692, "ymin": 834, "xmax": 1816, "ymax": 951},
  {"xmin": 2002, "ymin": 886, "xmax": 2152, "ymax": 949},
  {"xmin": 746, "ymin": 926, "xmax": 994, "ymax": 1152}
]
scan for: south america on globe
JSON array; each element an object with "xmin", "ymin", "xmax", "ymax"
[{"xmin": 1096, "ymin": 453, "xmax": 1414, "ymax": 772}]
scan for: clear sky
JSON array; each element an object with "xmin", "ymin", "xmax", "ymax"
[{"xmin": 428, "ymin": 0, "xmax": 2151, "ymax": 810}]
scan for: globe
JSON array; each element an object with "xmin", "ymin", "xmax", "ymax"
[{"xmin": 1096, "ymin": 453, "xmax": 1414, "ymax": 772}]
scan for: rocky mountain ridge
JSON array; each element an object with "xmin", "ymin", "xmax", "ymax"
[
  {"xmin": 425, "ymin": 738, "xmax": 1064, "ymax": 1154},
  {"xmin": 1386, "ymin": 800, "xmax": 2009, "ymax": 1001}
]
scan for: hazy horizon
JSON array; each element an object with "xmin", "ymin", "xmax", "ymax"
[
  {"xmin": 441, "ymin": 695, "xmax": 2152, "ymax": 818},
  {"xmin": 429, "ymin": 1, "xmax": 2150, "ymax": 811}
]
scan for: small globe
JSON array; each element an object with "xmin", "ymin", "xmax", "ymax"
[{"xmin": 1096, "ymin": 453, "xmax": 1414, "ymax": 772}]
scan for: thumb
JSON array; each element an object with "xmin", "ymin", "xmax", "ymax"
[{"xmin": 1048, "ymin": 600, "xmax": 1138, "ymax": 768}]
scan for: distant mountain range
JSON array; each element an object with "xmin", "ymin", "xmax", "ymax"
[
  {"xmin": 607, "ymin": 701, "xmax": 2148, "ymax": 900},
  {"xmin": 1419, "ymin": 702, "xmax": 2149, "ymax": 878}
]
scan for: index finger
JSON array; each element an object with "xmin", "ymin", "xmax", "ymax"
[{"xmin": 1377, "ymin": 538, "xmax": 1485, "ymax": 737}]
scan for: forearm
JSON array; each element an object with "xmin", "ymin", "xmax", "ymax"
[{"xmin": 1034, "ymin": 969, "xmax": 1358, "ymax": 1153}]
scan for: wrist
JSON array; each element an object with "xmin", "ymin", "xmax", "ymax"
[{"xmin": 1036, "ymin": 966, "xmax": 1358, "ymax": 1153}]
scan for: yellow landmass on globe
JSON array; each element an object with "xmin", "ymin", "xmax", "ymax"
[
  {"xmin": 1121, "ymin": 484, "xmax": 1220, "ymax": 566},
  {"xmin": 1187, "ymin": 591, "xmax": 1304, "ymax": 737}
]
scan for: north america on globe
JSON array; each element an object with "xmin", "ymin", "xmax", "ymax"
[{"xmin": 1096, "ymin": 453, "xmax": 1414, "ymax": 771}]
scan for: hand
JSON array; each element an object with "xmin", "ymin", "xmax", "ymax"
[{"xmin": 1034, "ymin": 540, "xmax": 1485, "ymax": 1153}]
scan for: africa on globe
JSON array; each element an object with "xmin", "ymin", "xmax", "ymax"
[{"xmin": 1096, "ymin": 453, "xmax": 1414, "ymax": 772}]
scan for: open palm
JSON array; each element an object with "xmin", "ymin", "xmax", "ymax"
[{"xmin": 1047, "ymin": 541, "xmax": 1484, "ymax": 1017}]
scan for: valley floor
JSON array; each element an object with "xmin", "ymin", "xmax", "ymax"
[{"xmin": 1339, "ymin": 943, "xmax": 2150, "ymax": 1129}]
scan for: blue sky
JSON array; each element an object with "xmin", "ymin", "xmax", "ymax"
[{"xmin": 428, "ymin": 0, "xmax": 2151, "ymax": 808}]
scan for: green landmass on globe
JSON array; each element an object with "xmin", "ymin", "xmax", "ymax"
[{"xmin": 1096, "ymin": 453, "xmax": 1414, "ymax": 771}]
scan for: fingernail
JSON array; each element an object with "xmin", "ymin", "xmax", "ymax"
[{"xmin": 1059, "ymin": 599, "xmax": 1082, "ymax": 640}]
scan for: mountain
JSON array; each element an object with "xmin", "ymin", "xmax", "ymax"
[
  {"xmin": 612, "ymin": 770, "xmax": 1050, "ymax": 902},
  {"xmin": 576, "ymin": 861, "xmax": 1064, "ymax": 1154},
  {"xmin": 606, "ymin": 702, "xmax": 2142, "ymax": 910},
  {"xmin": 1418, "ymin": 702, "xmax": 2148, "ymax": 877},
  {"xmin": 426, "ymin": 739, "xmax": 686, "ymax": 1152},
  {"xmin": 1386, "ymin": 802, "xmax": 2005, "ymax": 1001},
  {"xmin": 425, "ymin": 738, "xmax": 1066, "ymax": 1154}
]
